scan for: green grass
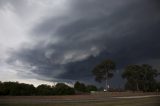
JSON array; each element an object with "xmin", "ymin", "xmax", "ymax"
[{"xmin": 0, "ymin": 97, "xmax": 159, "ymax": 106}]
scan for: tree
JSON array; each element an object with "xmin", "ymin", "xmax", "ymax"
[
  {"xmin": 92, "ymin": 59, "xmax": 116, "ymax": 91},
  {"xmin": 122, "ymin": 64, "xmax": 159, "ymax": 92},
  {"xmin": 0, "ymin": 82, "xmax": 35, "ymax": 96},
  {"xmin": 74, "ymin": 81, "xmax": 86, "ymax": 92},
  {"xmin": 55, "ymin": 83, "xmax": 75, "ymax": 95},
  {"xmin": 140, "ymin": 64, "xmax": 158, "ymax": 91},
  {"xmin": 36, "ymin": 84, "xmax": 53, "ymax": 95},
  {"xmin": 0, "ymin": 81, "xmax": 78, "ymax": 95},
  {"xmin": 122, "ymin": 65, "xmax": 141, "ymax": 91}
]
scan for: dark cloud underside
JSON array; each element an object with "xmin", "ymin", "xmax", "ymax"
[{"xmin": 7, "ymin": 0, "xmax": 160, "ymax": 87}]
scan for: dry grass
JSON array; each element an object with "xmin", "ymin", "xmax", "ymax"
[{"xmin": 0, "ymin": 92, "xmax": 159, "ymax": 106}]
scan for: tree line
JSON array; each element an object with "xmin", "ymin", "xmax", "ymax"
[
  {"xmin": 0, "ymin": 81, "xmax": 97, "ymax": 96},
  {"xmin": 0, "ymin": 59, "xmax": 159, "ymax": 96},
  {"xmin": 92, "ymin": 59, "xmax": 160, "ymax": 92}
]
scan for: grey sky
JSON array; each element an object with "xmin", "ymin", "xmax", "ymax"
[{"xmin": 0, "ymin": 0, "xmax": 160, "ymax": 87}]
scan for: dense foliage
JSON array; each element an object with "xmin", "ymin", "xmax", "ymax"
[
  {"xmin": 36, "ymin": 84, "xmax": 53, "ymax": 95},
  {"xmin": 0, "ymin": 81, "xmax": 76, "ymax": 96},
  {"xmin": 74, "ymin": 81, "xmax": 97, "ymax": 93},
  {"xmin": 92, "ymin": 59, "xmax": 116, "ymax": 83},
  {"xmin": 92, "ymin": 59, "xmax": 116, "ymax": 91},
  {"xmin": 0, "ymin": 82, "xmax": 35, "ymax": 96},
  {"xmin": 0, "ymin": 81, "xmax": 97, "ymax": 96},
  {"xmin": 54, "ymin": 83, "xmax": 75, "ymax": 95},
  {"xmin": 122, "ymin": 64, "xmax": 159, "ymax": 92}
]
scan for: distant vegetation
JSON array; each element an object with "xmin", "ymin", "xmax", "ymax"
[
  {"xmin": 74, "ymin": 81, "xmax": 97, "ymax": 93},
  {"xmin": 0, "ymin": 81, "xmax": 97, "ymax": 96},
  {"xmin": 92, "ymin": 59, "xmax": 160, "ymax": 92},
  {"xmin": 0, "ymin": 60, "xmax": 160, "ymax": 96},
  {"xmin": 122, "ymin": 64, "xmax": 160, "ymax": 92}
]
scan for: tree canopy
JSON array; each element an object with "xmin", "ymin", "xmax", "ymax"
[
  {"xmin": 92, "ymin": 59, "xmax": 116, "ymax": 91},
  {"xmin": 122, "ymin": 64, "xmax": 159, "ymax": 92},
  {"xmin": 92, "ymin": 59, "xmax": 116, "ymax": 83},
  {"xmin": 74, "ymin": 81, "xmax": 97, "ymax": 93},
  {"xmin": 55, "ymin": 83, "xmax": 75, "ymax": 95},
  {"xmin": 0, "ymin": 81, "xmax": 98, "ymax": 96},
  {"xmin": 0, "ymin": 82, "xmax": 75, "ymax": 96}
]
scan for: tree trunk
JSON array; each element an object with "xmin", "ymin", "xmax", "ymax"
[
  {"xmin": 106, "ymin": 78, "xmax": 108, "ymax": 91},
  {"xmin": 105, "ymin": 72, "xmax": 109, "ymax": 92},
  {"xmin": 105, "ymin": 64, "xmax": 110, "ymax": 92},
  {"xmin": 136, "ymin": 82, "xmax": 139, "ymax": 91}
]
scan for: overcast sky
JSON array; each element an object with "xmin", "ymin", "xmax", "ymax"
[{"xmin": 0, "ymin": 0, "xmax": 160, "ymax": 87}]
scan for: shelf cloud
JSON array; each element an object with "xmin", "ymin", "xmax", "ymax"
[{"xmin": 0, "ymin": 0, "xmax": 160, "ymax": 86}]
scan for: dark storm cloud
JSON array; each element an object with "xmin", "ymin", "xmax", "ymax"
[
  {"xmin": 7, "ymin": 46, "xmax": 65, "ymax": 79},
  {"xmin": 7, "ymin": 0, "xmax": 160, "ymax": 86}
]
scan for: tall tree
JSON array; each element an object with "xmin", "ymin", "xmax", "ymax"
[
  {"xmin": 122, "ymin": 64, "xmax": 159, "ymax": 91},
  {"xmin": 122, "ymin": 65, "xmax": 141, "ymax": 91},
  {"xmin": 92, "ymin": 59, "xmax": 116, "ymax": 91}
]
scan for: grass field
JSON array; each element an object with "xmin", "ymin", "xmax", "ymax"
[{"xmin": 0, "ymin": 95, "xmax": 159, "ymax": 106}]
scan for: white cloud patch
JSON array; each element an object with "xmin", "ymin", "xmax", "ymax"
[{"xmin": 0, "ymin": 0, "xmax": 71, "ymax": 85}]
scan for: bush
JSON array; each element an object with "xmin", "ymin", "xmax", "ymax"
[
  {"xmin": 36, "ymin": 84, "xmax": 53, "ymax": 95},
  {"xmin": 0, "ymin": 82, "xmax": 35, "ymax": 96},
  {"xmin": 74, "ymin": 81, "xmax": 98, "ymax": 93},
  {"xmin": 55, "ymin": 83, "xmax": 75, "ymax": 95},
  {"xmin": 74, "ymin": 81, "xmax": 86, "ymax": 92},
  {"xmin": 0, "ymin": 81, "xmax": 99, "ymax": 95}
]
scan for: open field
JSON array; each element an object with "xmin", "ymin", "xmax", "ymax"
[{"xmin": 0, "ymin": 93, "xmax": 159, "ymax": 106}]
